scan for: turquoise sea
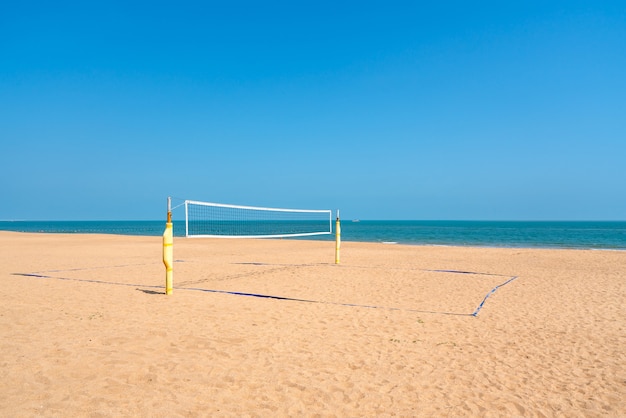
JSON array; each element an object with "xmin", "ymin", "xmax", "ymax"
[{"xmin": 1, "ymin": 220, "xmax": 625, "ymax": 250}]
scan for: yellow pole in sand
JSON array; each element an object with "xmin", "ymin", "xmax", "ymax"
[
  {"xmin": 335, "ymin": 210, "xmax": 341, "ymax": 264},
  {"xmin": 163, "ymin": 197, "xmax": 174, "ymax": 295}
]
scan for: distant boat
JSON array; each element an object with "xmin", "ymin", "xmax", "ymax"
[{"xmin": 352, "ymin": 219, "xmax": 360, "ymax": 222}]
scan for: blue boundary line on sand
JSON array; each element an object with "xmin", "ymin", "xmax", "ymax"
[
  {"xmin": 179, "ymin": 271, "xmax": 519, "ymax": 317},
  {"xmin": 12, "ymin": 267, "xmax": 519, "ymax": 317},
  {"xmin": 470, "ymin": 275, "xmax": 519, "ymax": 317},
  {"xmin": 181, "ymin": 286, "xmax": 476, "ymax": 316},
  {"xmin": 12, "ymin": 272, "xmax": 164, "ymax": 290}
]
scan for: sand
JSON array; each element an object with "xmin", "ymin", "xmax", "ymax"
[{"xmin": 0, "ymin": 231, "xmax": 624, "ymax": 417}]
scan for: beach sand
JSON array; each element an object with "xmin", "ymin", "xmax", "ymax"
[{"xmin": 1, "ymin": 231, "xmax": 624, "ymax": 417}]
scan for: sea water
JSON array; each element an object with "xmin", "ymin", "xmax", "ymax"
[
  {"xmin": 0, "ymin": 220, "xmax": 624, "ymax": 250},
  {"xmin": 331, "ymin": 221, "xmax": 626, "ymax": 250}
]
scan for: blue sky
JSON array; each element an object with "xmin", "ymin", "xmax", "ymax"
[{"xmin": 2, "ymin": 1, "xmax": 625, "ymax": 220}]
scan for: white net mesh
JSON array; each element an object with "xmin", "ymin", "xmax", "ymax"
[{"xmin": 185, "ymin": 200, "xmax": 332, "ymax": 238}]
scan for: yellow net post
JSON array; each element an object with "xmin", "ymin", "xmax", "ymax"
[
  {"xmin": 335, "ymin": 210, "xmax": 341, "ymax": 264},
  {"xmin": 163, "ymin": 197, "xmax": 174, "ymax": 295}
]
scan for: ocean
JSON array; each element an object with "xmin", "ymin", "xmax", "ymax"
[{"xmin": 1, "ymin": 220, "xmax": 625, "ymax": 250}]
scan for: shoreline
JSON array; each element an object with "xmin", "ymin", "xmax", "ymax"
[{"xmin": 1, "ymin": 228, "xmax": 625, "ymax": 252}]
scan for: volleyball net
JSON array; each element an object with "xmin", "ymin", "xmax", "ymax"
[{"xmin": 184, "ymin": 200, "xmax": 333, "ymax": 239}]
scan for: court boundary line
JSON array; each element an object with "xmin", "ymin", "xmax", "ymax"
[{"xmin": 12, "ymin": 263, "xmax": 519, "ymax": 317}]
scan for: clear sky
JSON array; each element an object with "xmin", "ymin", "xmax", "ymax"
[{"xmin": 2, "ymin": 1, "xmax": 625, "ymax": 221}]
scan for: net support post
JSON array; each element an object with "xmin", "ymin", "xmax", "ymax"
[
  {"xmin": 335, "ymin": 210, "xmax": 341, "ymax": 264},
  {"xmin": 163, "ymin": 197, "xmax": 174, "ymax": 295}
]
